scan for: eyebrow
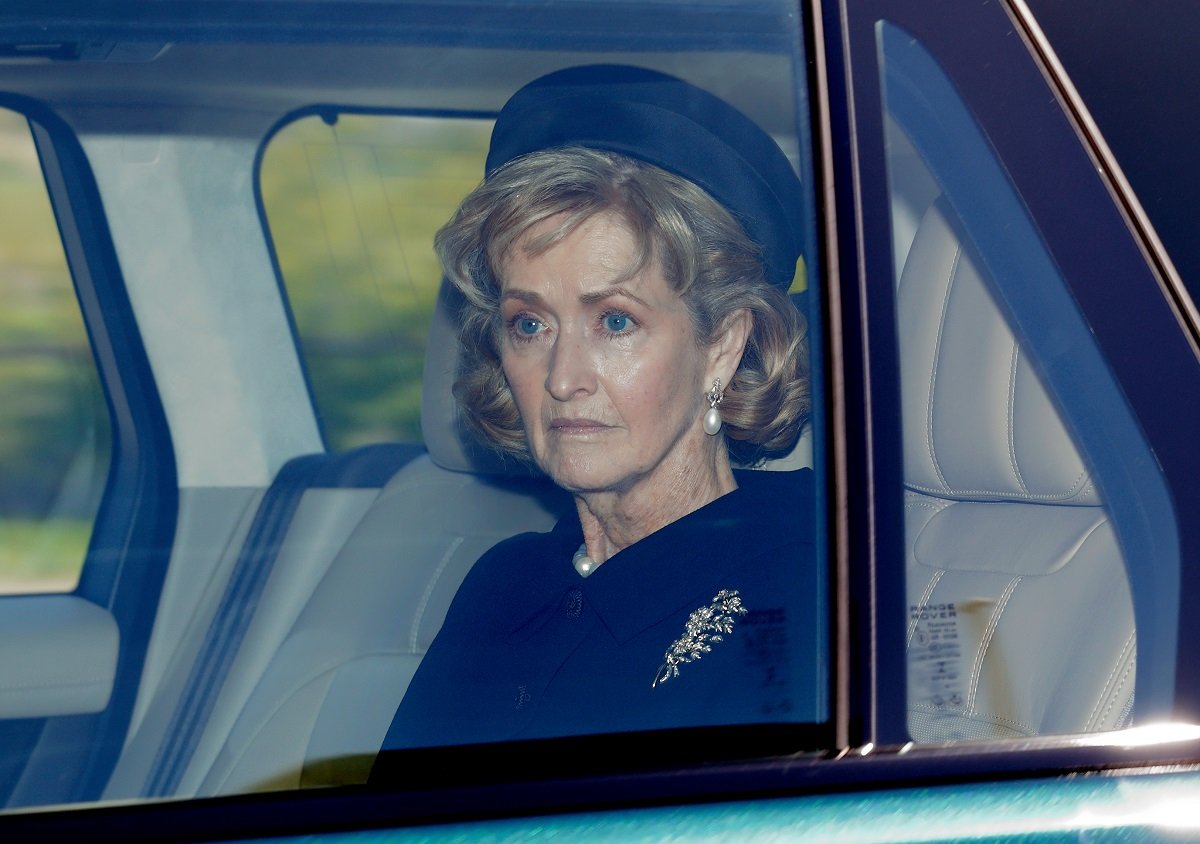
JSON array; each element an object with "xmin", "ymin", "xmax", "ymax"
[
  {"xmin": 500, "ymin": 288, "xmax": 546, "ymax": 305},
  {"xmin": 501, "ymin": 284, "xmax": 651, "ymax": 309},
  {"xmin": 579, "ymin": 285, "xmax": 650, "ymax": 309}
]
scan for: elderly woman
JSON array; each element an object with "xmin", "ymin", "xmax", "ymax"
[{"xmin": 381, "ymin": 65, "xmax": 819, "ymax": 749}]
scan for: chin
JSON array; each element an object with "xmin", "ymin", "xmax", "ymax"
[
  {"xmin": 547, "ymin": 470, "xmax": 617, "ymax": 495},
  {"xmin": 541, "ymin": 459, "xmax": 627, "ymax": 495}
]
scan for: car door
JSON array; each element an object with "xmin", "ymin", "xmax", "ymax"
[
  {"xmin": 0, "ymin": 98, "xmax": 177, "ymax": 807},
  {"xmin": 1, "ymin": 0, "xmax": 1200, "ymax": 839}
]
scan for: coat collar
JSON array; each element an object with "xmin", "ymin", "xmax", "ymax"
[{"xmin": 549, "ymin": 469, "xmax": 811, "ymax": 643}]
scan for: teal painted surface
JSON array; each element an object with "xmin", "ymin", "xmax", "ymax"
[{"xmin": 250, "ymin": 770, "xmax": 1200, "ymax": 843}]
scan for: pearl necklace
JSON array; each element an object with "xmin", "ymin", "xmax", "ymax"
[{"xmin": 572, "ymin": 544, "xmax": 601, "ymax": 577}]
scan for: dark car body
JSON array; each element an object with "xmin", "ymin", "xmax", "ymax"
[{"xmin": 0, "ymin": 0, "xmax": 1199, "ymax": 839}]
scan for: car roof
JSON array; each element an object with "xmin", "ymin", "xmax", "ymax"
[{"xmin": 0, "ymin": 2, "xmax": 801, "ymax": 140}]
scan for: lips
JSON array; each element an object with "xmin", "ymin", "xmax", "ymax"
[{"xmin": 548, "ymin": 417, "xmax": 612, "ymax": 433}]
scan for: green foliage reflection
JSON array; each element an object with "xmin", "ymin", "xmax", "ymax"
[
  {"xmin": 260, "ymin": 113, "xmax": 492, "ymax": 450},
  {"xmin": 0, "ymin": 108, "xmax": 110, "ymax": 593}
]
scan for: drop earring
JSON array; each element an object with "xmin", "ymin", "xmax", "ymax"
[{"xmin": 703, "ymin": 378, "xmax": 724, "ymax": 435}]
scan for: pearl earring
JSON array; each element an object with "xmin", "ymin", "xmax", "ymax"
[{"xmin": 703, "ymin": 378, "xmax": 724, "ymax": 435}]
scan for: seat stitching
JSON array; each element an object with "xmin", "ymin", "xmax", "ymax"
[
  {"xmin": 903, "ymin": 492, "xmax": 952, "ymax": 514},
  {"xmin": 1007, "ymin": 345, "xmax": 1031, "ymax": 496},
  {"xmin": 966, "ymin": 575, "xmax": 1021, "ymax": 714},
  {"xmin": 908, "ymin": 703, "xmax": 1036, "ymax": 737},
  {"xmin": 1086, "ymin": 632, "xmax": 1135, "ymax": 730},
  {"xmin": 905, "ymin": 481, "xmax": 1093, "ymax": 502},
  {"xmin": 408, "ymin": 536, "xmax": 465, "ymax": 652},
  {"xmin": 1085, "ymin": 634, "xmax": 1127, "ymax": 727},
  {"xmin": 1090, "ymin": 656, "xmax": 1134, "ymax": 731},
  {"xmin": 904, "ymin": 496, "xmax": 952, "ymax": 526},
  {"xmin": 980, "ymin": 713, "xmax": 1034, "ymax": 732},
  {"xmin": 1097, "ymin": 653, "xmax": 1136, "ymax": 731},
  {"xmin": 910, "ymin": 331, "xmax": 1092, "ymax": 502},
  {"xmin": 1058, "ymin": 469, "xmax": 1092, "ymax": 500},
  {"xmin": 926, "ymin": 247, "xmax": 961, "ymax": 493}
]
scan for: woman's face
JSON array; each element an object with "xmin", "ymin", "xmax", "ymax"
[{"xmin": 498, "ymin": 211, "xmax": 721, "ymax": 496}]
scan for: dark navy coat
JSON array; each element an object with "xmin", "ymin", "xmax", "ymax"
[{"xmin": 382, "ymin": 468, "xmax": 822, "ymax": 749}]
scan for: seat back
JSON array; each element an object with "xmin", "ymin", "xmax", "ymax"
[
  {"xmin": 190, "ymin": 458, "xmax": 567, "ymax": 794},
  {"xmin": 900, "ymin": 198, "xmax": 1135, "ymax": 741},
  {"xmin": 103, "ymin": 280, "xmax": 570, "ymax": 798}
]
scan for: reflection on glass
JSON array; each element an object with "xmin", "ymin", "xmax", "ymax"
[
  {"xmin": 260, "ymin": 114, "xmax": 492, "ymax": 449},
  {"xmin": 877, "ymin": 21, "xmax": 1174, "ymax": 742},
  {"xmin": 0, "ymin": 109, "xmax": 110, "ymax": 594}
]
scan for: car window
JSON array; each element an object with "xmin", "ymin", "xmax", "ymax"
[
  {"xmin": 260, "ymin": 69, "xmax": 828, "ymax": 759},
  {"xmin": 0, "ymin": 0, "xmax": 830, "ymax": 815},
  {"xmin": 260, "ymin": 113, "xmax": 492, "ymax": 449},
  {"xmin": 0, "ymin": 106, "xmax": 110, "ymax": 595},
  {"xmin": 876, "ymin": 21, "xmax": 1179, "ymax": 742}
]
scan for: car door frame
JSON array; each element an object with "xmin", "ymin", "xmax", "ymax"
[
  {"xmin": 0, "ymin": 95, "xmax": 178, "ymax": 807},
  {"xmin": 3, "ymin": 0, "xmax": 1200, "ymax": 836}
]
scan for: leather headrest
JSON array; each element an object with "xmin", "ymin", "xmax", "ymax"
[
  {"xmin": 420, "ymin": 283, "xmax": 520, "ymax": 475},
  {"xmin": 898, "ymin": 198, "xmax": 1100, "ymax": 505}
]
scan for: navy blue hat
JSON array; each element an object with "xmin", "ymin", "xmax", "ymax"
[{"xmin": 485, "ymin": 64, "xmax": 805, "ymax": 289}]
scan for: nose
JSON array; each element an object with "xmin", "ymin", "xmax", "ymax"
[{"xmin": 545, "ymin": 330, "xmax": 596, "ymax": 401}]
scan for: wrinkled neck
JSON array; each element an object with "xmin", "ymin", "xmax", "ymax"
[{"xmin": 573, "ymin": 446, "xmax": 736, "ymax": 564}]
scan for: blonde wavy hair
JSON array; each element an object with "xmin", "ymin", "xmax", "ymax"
[{"xmin": 435, "ymin": 146, "xmax": 810, "ymax": 467}]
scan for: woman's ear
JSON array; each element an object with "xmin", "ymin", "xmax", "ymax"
[{"xmin": 707, "ymin": 308, "xmax": 753, "ymax": 386}]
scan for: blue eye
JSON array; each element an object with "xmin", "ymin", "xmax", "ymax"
[
  {"xmin": 603, "ymin": 313, "xmax": 631, "ymax": 333},
  {"xmin": 517, "ymin": 317, "xmax": 541, "ymax": 336}
]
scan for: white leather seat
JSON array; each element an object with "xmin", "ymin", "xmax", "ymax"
[
  {"xmin": 191, "ymin": 459, "xmax": 567, "ymax": 793},
  {"xmin": 900, "ymin": 197, "xmax": 1136, "ymax": 741},
  {"xmin": 101, "ymin": 284, "xmax": 569, "ymax": 798}
]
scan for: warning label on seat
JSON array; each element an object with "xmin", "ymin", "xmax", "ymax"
[{"xmin": 909, "ymin": 602, "xmax": 963, "ymax": 710}]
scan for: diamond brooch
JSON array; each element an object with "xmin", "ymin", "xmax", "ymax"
[{"xmin": 652, "ymin": 589, "xmax": 747, "ymax": 688}]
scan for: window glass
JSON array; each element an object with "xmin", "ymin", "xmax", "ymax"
[
  {"xmin": 262, "ymin": 73, "xmax": 828, "ymax": 757},
  {"xmin": 0, "ymin": 0, "xmax": 827, "ymax": 816},
  {"xmin": 259, "ymin": 50, "xmax": 827, "ymax": 763},
  {"xmin": 0, "ymin": 107, "xmax": 110, "ymax": 595},
  {"xmin": 260, "ymin": 113, "xmax": 492, "ymax": 449},
  {"xmin": 877, "ymin": 22, "xmax": 1178, "ymax": 741}
]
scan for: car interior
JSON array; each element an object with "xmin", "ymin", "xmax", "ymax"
[
  {"xmin": 0, "ymin": 4, "xmax": 1146, "ymax": 813},
  {"xmin": 880, "ymin": 31, "xmax": 1137, "ymax": 743},
  {"xmin": 897, "ymin": 193, "xmax": 1134, "ymax": 741},
  {"xmin": 0, "ymin": 23, "xmax": 826, "ymax": 806}
]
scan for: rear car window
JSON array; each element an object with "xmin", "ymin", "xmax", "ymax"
[
  {"xmin": 260, "ymin": 113, "xmax": 491, "ymax": 449},
  {"xmin": 0, "ymin": 107, "xmax": 110, "ymax": 595}
]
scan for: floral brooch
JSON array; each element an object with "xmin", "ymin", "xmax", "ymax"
[{"xmin": 652, "ymin": 589, "xmax": 747, "ymax": 688}]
